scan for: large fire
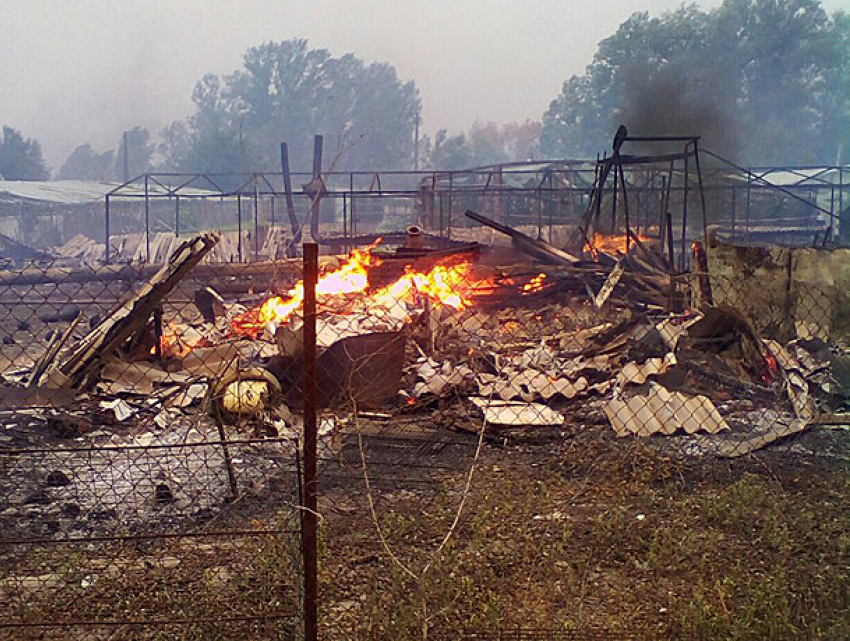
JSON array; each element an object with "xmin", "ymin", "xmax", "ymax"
[
  {"xmin": 230, "ymin": 244, "xmax": 490, "ymax": 338},
  {"xmin": 590, "ymin": 232, "xmax": 652, "ymax": 257}
]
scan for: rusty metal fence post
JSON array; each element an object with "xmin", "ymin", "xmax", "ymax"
[{"xmin": 302, "ymin": 242, "xmax": 319, "ymax": 641}]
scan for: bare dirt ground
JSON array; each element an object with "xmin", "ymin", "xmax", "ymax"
[{"xmin": 0, "ymin": 414, "xmax": 848, "ymax": 640}]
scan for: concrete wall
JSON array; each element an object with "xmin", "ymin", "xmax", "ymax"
[{"xmin": 707, "ymin": 241, "xmax": 850, "ymax": 342}]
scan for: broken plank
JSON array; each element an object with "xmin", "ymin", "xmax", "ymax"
[
  {"xmin": 594, "ymin": 258, "xmax": 626, "ymax": 308},
  {"xmin": 42, "ymin": 232, "xmax": 220, "ymax": 390},
  {"xmin": 28, "ymin": 313, "xmax": 82, "ymax": 387}
]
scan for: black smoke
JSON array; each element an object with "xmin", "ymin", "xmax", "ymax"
[{"xmin": 614, "ymin": 60, "xmax": 741, "ymax": 162}]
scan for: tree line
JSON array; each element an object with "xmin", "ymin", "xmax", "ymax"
[{"xmin": 1, "ymin": 0, "xmax": 847, "ymax": 181}]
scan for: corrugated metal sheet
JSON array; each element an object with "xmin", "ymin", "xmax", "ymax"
[
  {"xmin": 55, "ymin": 230, "xmax": 294, "ymax": 264},
  {"xmin": 0, "ymin": 180, "xmax": 215, "ymax": 205},
  {"xmin": 605, "ymin": 383, "xmax": 730, "ymax": 437},
  {"xmin": 616, "ymin": 353, "xmax": 677, "ymax": 387}
]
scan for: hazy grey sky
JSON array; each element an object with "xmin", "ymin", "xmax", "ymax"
[{"xmin": 1, "ymin": 0, "xmax": 847, "ymax": 169}]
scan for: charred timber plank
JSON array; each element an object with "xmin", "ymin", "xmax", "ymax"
[
  {"xmin": 42, "ymin": 232, "xmax": 220, "ymax": 390},
  {"xmin": 465, "ymin": 210, "xmax": 580, "ymax": 264},
  {"xmin": 0, "ymin": 259, "xmax": 311, "ymax": 287},
  {"xmin": 0, "ymin": 263, "xmax": 144, "ymax": 286}
]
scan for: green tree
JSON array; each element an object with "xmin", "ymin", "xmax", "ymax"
[
  {"xmin": 0, "ymin": 126, "xmax": 50, "ymax": 180},
  {"xmin": 162, "ymin": 39, "xmax": 420, "ymax": 174},
  {"xmin": 540, "ymin": 0, "xmax": 850, "ymax": 164},
  {"xmin": 56, "ymin": 144, "xmax": 115, "ymax": 180},
  {"xmin": 158, "ymin": 75, "xmax": 249, "ymax": 176},
  {"xmin": 430, "ymin": 129, "xmax": 473, "ymax": 169}
]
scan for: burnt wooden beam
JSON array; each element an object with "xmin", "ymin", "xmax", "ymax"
[
  {"xmin": 464, "ymin": 210, "xmax": 580, "ymax": 265},
  {"xmin": 42, "ymin": 232, "xmax": 221, "ymax": 390}
]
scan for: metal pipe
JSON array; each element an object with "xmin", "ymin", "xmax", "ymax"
[
  {"xmin": 237, "ymin": 195, "xmax": 243, "ymax": 262},
  {"xmin": 302, "ymin": 242, "xmax": 319, "ymax": 641},
  {"xmin": 617, "ymin": 155, "xmax": 630, "ymax": 253},
  {"xmin": 746, "ymin": 173, "xmax": 752, "ymax": 242},
  {"xmin": 309, "ymin": 135, "xmax": 324, "ymax": 243},
  {"xmin": 448, "ymin": 172, "xmax": 453, "ymax": 239},
  {"xmin": 731, "ymin": 186, "xmax": 737, "ymax": 240},
  {"xmin": 659, "ymin": 175, "xmax": 667, "ymax": 246},
  {"xmin": 253, "ymin": 175, "xmax": 260, "ymax": 261},
  {"xmin": 829, "ymin": 183, "xmax": 835, "ymax": 242},
  {"xmin": 681, "ymin": 145, "xmax": 690, "ymax": 271},
  {"xmin": 280, "ymin": 143, "xmax": 300, "ymax": 257},
  {"xmin": 104, "ymin": 195, "xmax": 111, "ymax": 264},
  {"xmin": 693, "ymin": 139, "xmax": 708, "ymax": 245},
  {"xmin": 536, "ymin": 176, "xmax": 542, "ymax": 239},
  {"xmin": 498, "ymin": 167, "xmax": 504, "ymax": 226},
  {"xmin": 840, "ymin": 167, "xmax": 844, "ymax": 244},
  {"xmin": 439, "ymin": 192, "xmax": 444, "ymax": 239},
  {"xmin": 548, "ymin": 172, "xmax": 554, "ymax": 243},
  {"xmin": 175, "ymin": 196, "xmax": 180, "ymax": 237},
  {"xmin": 349, "ymin": 173, "xmax": 355, "ymax": 237},
  {"xmin": 404, "ymin": 224, "xmax": 424, "ymax": 249},
  {"xmin": 666, "ymin": 211, "xmax": 675, "ymax": 270},
  {"xmin": 610, "ymin": 155, "xmax": 618, "ymax": 234},
  {"xmin": 144, "ymin": 175, "xmax": 150, "ymax": 262},
  {"xmin": 342, "ymin": 193, "xmax": 348, "ymax": 253}
]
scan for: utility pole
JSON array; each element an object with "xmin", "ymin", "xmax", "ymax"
[
  {"xmin": 122, "ymin": 131, "xmax": 130, "ymax": 183},
  {"xmin": 414, "ymin": 110, "xmax": 420, "ymax": 171}
]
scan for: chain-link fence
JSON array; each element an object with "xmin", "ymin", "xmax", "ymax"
[
  {"xmin": 2, "ymin": 233, "xmax": 848, "ymax": 640},
  {"xmin": 0, "ymin": 240, "xmax": 303, "ymax": 640}
]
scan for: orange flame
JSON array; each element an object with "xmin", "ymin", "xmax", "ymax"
[
  {"xmin": 522, "ymin": 273, "xmax": 547, "ymax": 293},
  {"xmin": 231, "ymin": 245, "xmax": 489, "ymax": 338},
  {"xmin": 153, "ymin": 324, "xmax": 205, "ymax": 358},
  {"xmin": 260, "ymin": 246, "xmax": 376, "ymax": 325},
  {"xmin": 591, "ymin": 232, "xmax": 653, "ymax": 256}
]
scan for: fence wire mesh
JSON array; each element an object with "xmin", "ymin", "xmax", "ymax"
[{"xmin": 1, "ymin": 233, "xmax": 848, "ymax": 640}]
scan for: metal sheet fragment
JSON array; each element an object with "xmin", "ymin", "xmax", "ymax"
[
  {"xmin": 604, "ymin": 383, "xmax": 730, "ymax": 437},
  {"xmin": 469, "ymin": 397, "xmax": 565, "ymax": 427}
]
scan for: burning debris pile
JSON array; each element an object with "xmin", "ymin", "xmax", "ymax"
[{"xmin": 0, "ymin": 218, "xmax": 845, "ymax": 470}]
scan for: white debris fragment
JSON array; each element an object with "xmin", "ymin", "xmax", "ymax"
[
  {"xmin": 167, "ymin": 382, "xmax": 208, "ymax": 409},
  {"xmin": 154, "ymin": 408, "xmax": 183, "ymax": 429},
  {"xmin": 100, "ymin": 398, "xmax": 136, "ymax": 422},
  {"xmin": 469, "ymin": 397, "xmax": 565, "ymax": 426}
]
